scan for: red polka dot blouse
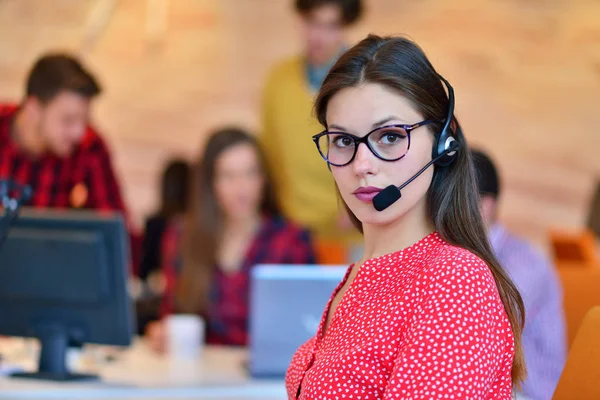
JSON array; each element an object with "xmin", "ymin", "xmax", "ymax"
[{"xmin": 286, "ymin": 232, "xmax": 515, "ymax": 399}]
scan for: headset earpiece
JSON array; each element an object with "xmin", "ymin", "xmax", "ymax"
[
  {"xmin": 433, "ymin": 127, "xmax": 458, "ymax": 167},
  {"xmin": 432, "ymin": 75, "xmax": 459, "ymax": 167}
]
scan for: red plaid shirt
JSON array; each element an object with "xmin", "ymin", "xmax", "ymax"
[
  {"xmin": 0, "ymin": 104, "xmax": 126, "ymax": 210},
  {"xmin": 160, "ymin": 215, "xmax": 316, "ymax": 346},
  {"xmin": 0, "ymin": 104, "xmax": 140, "ymax": 270}
]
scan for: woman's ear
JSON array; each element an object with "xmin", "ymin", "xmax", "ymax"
[{"xmin": 450, "ymin": 118, "xmax": 458, "ymax": 134}]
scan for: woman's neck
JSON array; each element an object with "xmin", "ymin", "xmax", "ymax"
[
  {"xmin": 222, "ymin": 212, "xmax": 262, "ymax": 237},
  {"xmin": 360, "ymin": 200, "xmax": 435, "ymax": 262},
  {"xmin": 217, "ymin": 212, "xmax": 262, "ymax": 274}
]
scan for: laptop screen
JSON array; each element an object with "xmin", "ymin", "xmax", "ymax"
[{"xmin": 248, "ymin": 265, "xmax": 347, "ymax": 377}]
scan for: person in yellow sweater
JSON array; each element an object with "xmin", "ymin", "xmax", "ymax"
[{"xmin": 261, "ymin": 0, "xmax": 363, "ymax": 257}]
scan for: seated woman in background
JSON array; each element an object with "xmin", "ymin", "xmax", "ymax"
[
  {"xmin": 148, "ymin": 127, "xmax": 316, "ymax": 349},
  {"xmin": 136, "ymin": 159, "xmax": 190, "ymax": 335}
]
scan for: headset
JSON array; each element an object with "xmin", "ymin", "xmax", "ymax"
[{"xmin": 432, "ymin": 74, "xmax": 458, "ymax": 167}]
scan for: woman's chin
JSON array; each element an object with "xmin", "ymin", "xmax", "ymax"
[{"xmin": 353, "ymin": 208, "xmax": 402, "ymax": 227}]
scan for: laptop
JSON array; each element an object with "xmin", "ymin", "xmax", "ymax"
[{"xmin": 248, "ymin": 264, "xmax": 347, "ymax": 378}]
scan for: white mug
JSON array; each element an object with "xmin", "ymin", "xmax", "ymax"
[{"xmin": 165, "ymin": 314, "xmax": 205, "ymax": 361}]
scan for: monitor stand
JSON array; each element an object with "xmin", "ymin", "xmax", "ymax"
[{"xmin": 11, "ymin": 325, "xmax": 99, "ymax": 382}]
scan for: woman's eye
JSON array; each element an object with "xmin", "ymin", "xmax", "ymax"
[
  {"xmin": 332, "ymin": 135, "xmax": 354, "ymax": 148},
  {"xmin": 378, "ymin": 131, "xmax": 406, "ymax": 145}
]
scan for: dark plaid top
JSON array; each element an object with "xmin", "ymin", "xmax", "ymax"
[
  {"xmin": 160, "ymin": 215, "xmax": 316, "ymax": 346},
  {"xmin": 0, "ymin": 104, "xmax": 126, "ymax": 211}
]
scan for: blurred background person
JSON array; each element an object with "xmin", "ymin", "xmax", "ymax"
[
  {"xmin": 0, "ymin": 53, "xmax": 139, "ymax": 268},
  {"xmin": 473, "ymin": 149, "xmax": 567, "ymax": 400},
  {"xmin": 139, "ymin": 159, "xmax": 191, "ymax": 282},
  {"xmin": 136, "ymin": 159, "xmax": 191, "ymax": 335},
  {"xmin": 261, "ymin": 0, "xmax": 363, "ymax": 262},
  {"xmin": 147, "ymin": 127, "xmax": 316, "ymax": 350},
  {"xmin": 0, "ymin": 54, "xmax": 125, "ymax": 214}
]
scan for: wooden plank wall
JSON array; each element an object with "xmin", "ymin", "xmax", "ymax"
[{"xmin": 0, "ymin": 0, "xmax": 598, "ymax": 250}]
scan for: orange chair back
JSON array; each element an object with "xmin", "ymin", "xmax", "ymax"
[
  {"xmin": 554, "ymin": 307, "xmax": 600, "ymax": 399},
  {"xmin": 557, "ymin": 267, "xmax": 600, "ymax": 346},
  {"xmin": 549, "ymin": 229, "xmax": 598, "ymax": 268}
]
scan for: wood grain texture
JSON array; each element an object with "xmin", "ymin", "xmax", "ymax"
[{"xmin": 0, "ymin": 0, "xmax": 598, "ymax": 250}]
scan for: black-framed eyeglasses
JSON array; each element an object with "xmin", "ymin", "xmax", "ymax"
[{"xmin": 312, "ymin": 121, "xmax": 433, "ymax": 167}]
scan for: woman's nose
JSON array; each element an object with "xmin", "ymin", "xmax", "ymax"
[{"xmin": 352, "ymin": 143, "xmax": 378, "ymax": 177}]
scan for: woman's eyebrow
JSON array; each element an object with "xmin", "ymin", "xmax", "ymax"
[
  {"xmin": 328, "ymin": 124, "xmax": 349, "ymax": 132},
  {"xmin": 371, "ymin": 115, "xmax": 407, "ymax": 128}
]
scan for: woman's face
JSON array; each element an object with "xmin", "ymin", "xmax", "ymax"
[
  {"xmin": 326, "ymin": 83, "xmax": 435, "ymax": 227},
  {"xmin": 213, "ymin": 143, "xmax": 265, "ymax": 221}
]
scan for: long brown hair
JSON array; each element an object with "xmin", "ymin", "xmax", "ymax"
[
  {"xmin": 158, "ymin": 159, "xmax": 190, "ymax": 218},
  {"xmin": 315, "ymin": 35, "xmax": 526, "ymax": 385},
  {"xmin": 175, "ymin": 127, "xmax": 280, "ymax": 316}
]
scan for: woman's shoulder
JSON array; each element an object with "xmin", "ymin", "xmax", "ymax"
[
  {"xmin": 425, "ymin": 239, "xmax": 496, "ymax": 285},
  {"xmin": 258, "ymin": 215, "xmax": 316, "ymax": 264},
  {"xmin": 263, "ymin": 215, "xmax": 311, "ymax": 237},
  {"xmin": 416, "ymin": 240, "xmax": 509, "ymax": 319},
  {"xmin": 415, "ymin": 236, "xmax": 513, "ymax": 330}
]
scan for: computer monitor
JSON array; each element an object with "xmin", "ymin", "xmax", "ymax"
[
  {"xmin": 0, "ymin": 208, "xmax": 135, "ymax": 381},
  {"xmin": 248, "ymin": 265, "xmax": 347, "ymax": 378}
]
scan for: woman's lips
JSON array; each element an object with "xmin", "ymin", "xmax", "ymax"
[{"xmin": 352, "ymin": 186, "xmax": 383, "ymax": 203}]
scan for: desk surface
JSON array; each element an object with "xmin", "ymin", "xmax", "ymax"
[{"xmin": 0, "ymin": 339, "xmax": 287, "ymax": 400}]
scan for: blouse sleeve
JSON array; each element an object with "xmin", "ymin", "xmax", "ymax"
[{"xmin": 382, "ymin": 252, "xmax": 514, "ymax": 399}]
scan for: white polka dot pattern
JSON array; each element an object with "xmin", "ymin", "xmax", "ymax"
[{"xmin": 285, "ymin": 232, "xmax": 514, "ymax": 399}]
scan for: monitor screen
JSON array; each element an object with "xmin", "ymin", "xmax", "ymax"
[{"xmin": 0, "ymin": 208, "xmax": 134, "ymax": 381}]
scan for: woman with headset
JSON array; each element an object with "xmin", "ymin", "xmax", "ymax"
[{"xmin": 286, "ymin": 35, "xmax": 525, "ymax": 399}]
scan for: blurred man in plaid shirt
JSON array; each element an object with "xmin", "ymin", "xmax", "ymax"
[{"xmin": 0, "ymin": 53, "xmax": 139, "ymax": 268}]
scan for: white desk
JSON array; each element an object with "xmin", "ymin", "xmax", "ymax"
[{"xmin": 0, "ymin": 339, "xmax": 287, "ymax": 400}]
